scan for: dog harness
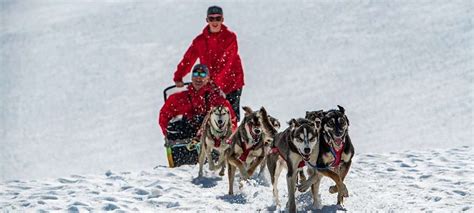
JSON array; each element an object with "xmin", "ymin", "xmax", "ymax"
[
  {"xmin": 270, "ymin": 147, "xmax": 305, "ymax": 168},
  {"xmin": 238, "ymin": 128, "xmax": 263, "ymax": 162},
  {"xmin": 208, "ymin": 120, "xmax": 229, "ymax": 148},
  {"xmin": 329, "ymin": 143, "xmax": 344, "ymax": 167},
  {"xmin": 211, "ymin": 135, "xmax": 223, "ymax": 147},
  {"xmin": 238, "ymin": 142, "xmax": 260, "ymax": 162}
]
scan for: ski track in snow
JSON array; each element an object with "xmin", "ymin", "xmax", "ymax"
[{"xmin": 1, "ymin": 146, "xmax": 473, "ymax": 212}]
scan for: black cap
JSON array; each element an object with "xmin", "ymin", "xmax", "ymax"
[
  {"xmin": 207, "ymin": 6, "xmax": 223, "ymax": 16},
  {"xmin": 192, "ymin": 64, "xmax": 209, "ymax": 73}
]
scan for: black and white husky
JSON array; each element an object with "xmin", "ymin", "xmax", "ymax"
[
  {"xmin": 299, "ymin": 105, "xmax": 353, "ymax": 206},
  {"xmin": 266, "ymin": 118, "xmax": 321, "ymax": 212},
  {"xmin": 226, "ymin": 106, "xmax": 277, "ymax": 195},
  {"xmin": 197, "ymin": 105, "xmax": 233, "ymax": 177}
]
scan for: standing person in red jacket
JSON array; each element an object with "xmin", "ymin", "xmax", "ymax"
[
  {"xmin": 160, "ymin": 64, "xmax": 237, "ymax": 140},
  {"xmin": 173, "ymin": 5, "xmax": 244, "ymax": 121}
]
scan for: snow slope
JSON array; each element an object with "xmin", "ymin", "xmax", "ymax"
[
  {"xmin": 1, "ymin": 146, "xmax": 473, "ymax": 211},
  {"xmin": 0, "ymin": 0, "xmax": 472, "ymax": 208}
]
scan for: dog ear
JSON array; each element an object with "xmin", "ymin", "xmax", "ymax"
[
  {"xmin": 337, "ymin": 105, "xmax": 345, "ymax": 114},
  {"xmin": 242, "ymin": 106, "xmax": 253, "ymax": 116},
  {"xmin": 259, "ymin": 107, "xmax": 278, "ymax": 136},
  {"xmin": 288, "ymin": 119, "xmax": 299, "ymax": 129},
  {"xmin": 259, "ymin": 106, "xmax": 267, "ymax": 116}
]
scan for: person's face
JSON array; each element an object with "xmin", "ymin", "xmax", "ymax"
[
  {"xmin": 206, "ymin": 14, "xmax": 223, "ymax": 32},
  {"xmin": 191, "ymin": 71, "xmax": 209, "ymax": 90}
]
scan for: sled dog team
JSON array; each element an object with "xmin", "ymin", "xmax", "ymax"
[{"xmin": 196, "ymin": 105, "xmax": 354, "ymax": 212}]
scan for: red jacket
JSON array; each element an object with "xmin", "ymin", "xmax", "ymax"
[
  {"xmin": 174, "ymin": 25, "xmax": 244, "ymax": 94},
  {"xmin": 159, "ymin": 83, "xmax": 237, "ymax": 136}
]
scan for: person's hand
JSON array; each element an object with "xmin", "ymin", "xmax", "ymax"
[{"xmin": 175, "ymin": 80, "xmax": 184, "ymax": 88}]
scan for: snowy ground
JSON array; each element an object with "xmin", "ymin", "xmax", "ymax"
[
  {"xmin": 1, "ymin": 146, "xmax": 473, "ymax": 212},
  {"xmin": 1, "ymin": 0, "xmax": 473, "ymax": 211}
]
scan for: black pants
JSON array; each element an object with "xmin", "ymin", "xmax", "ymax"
[
  {"xmin": 166, "ymin": 116, "xmax": 203, "ymax": 141},
  {"xmin": 226, "ymin": 89, "xmax": 242, "ymax": 121},
  {"xmin": 166, "ymin": 119, "xmax": 193, "ymax": 140}
]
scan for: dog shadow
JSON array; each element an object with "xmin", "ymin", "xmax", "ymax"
[
  {"xmin": 266, "ymin": 203, "xmax": 345, "ymax": 213},
  {"xmin": 252, "ymin": 173, "xmax": 270, "ymax": 187},
  {"xmin": 191, "ymin": 176, "xmax": 222, "ymax": 188},
  {"xmin": 295, "ymin": 192, "xmax": 347, "ymax": 212},
  {"xmin": 216, "ymin": 194, "xmax": 247, "ymax": 204}
]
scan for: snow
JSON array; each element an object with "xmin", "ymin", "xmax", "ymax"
[
  {"xmin": 0, "ymin": 0, "xmax": 473, "ymax": 211},
  {"xmin": 1, "ymin": 146, "xmax": 473, "ymax": 211}
]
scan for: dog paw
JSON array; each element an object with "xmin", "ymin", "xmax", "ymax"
[
  {"xmin": 329, "ymin": 185, "xmax": 337, "ymax": 194},
  {"xmin": 297, "ymin": 180, "xmax": 311, "ymax": 192},
  {"xmin": 219, "ymin": 170, "xmax": 225, "ymax": 176},
  {"xmin": 338, "ymin": 183, "xmax": 349, "ymax": 198},
  {"xmin": 312, "ymin": 201, "xmax": 322, "ymax": 210},
  {"xmin": 239, "ymin": 180, "xmax": 245, "ymax": 190},
  {"xmin": 312, "ymin": 194, "xmax": 322, "ymax": 210}
]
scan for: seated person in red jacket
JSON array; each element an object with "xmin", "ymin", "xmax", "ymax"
[{"xmin": 159, "ymin": 64, "xmax": 237, "ymax": 140}]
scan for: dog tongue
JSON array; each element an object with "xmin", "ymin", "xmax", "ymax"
[{"xmin": 334, "ymin": 138, "xmax": 343, "ymax": 146}]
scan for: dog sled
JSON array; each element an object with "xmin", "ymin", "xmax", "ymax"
[
  {"xmin": 163, "ymin": 83, "xmax": 219, "ymax": 168},
  {"xmin": 163, "ymin": 83, "xmax": 200, "ymax": 168}
]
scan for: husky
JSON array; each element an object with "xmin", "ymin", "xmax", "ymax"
[
  {"xmin": 197, "ymin": 105, "xmax": 233, "ymax": 178},
  {"xmin": 257, "ymin": 115, "xmax": 281, "ymax": 178},
  {"xmin": 226, "ymin": 106, "xmax": 277, "ymax": 195},
  {"xmin": 299, "ymin": 105, "xmax": 353, "ymax": 206},
  {"xmin": 266, "ymin": 118, "xmax": 321, "ymax": 212}
]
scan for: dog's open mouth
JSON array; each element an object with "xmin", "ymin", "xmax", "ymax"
[
  {"xmin": 214, "ymin": 120, "xmax": 225, "ymax": 130},
  {"xmin": 301, "ymin": 153, "xmax": 311, "ymax": 161},
  {"xmin": 334, "ymin": 137, "xmax": 344, "ymax": 146}
]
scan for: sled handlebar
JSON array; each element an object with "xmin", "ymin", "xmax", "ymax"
[{"xmin": 163, "ymin": 82, "xmax": 191, "ymax": 101}]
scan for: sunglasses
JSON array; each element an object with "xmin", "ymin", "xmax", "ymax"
[
  {"xmin": 192, "ymin": 71, "xmax": 208, "ymax": 78},
  {"xmin": 207, "ymin": 16, "xmax": 222, "ymax": 22}
]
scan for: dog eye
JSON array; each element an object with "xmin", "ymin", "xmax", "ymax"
[{"xmin": 339, "ymin": 119, "xmax": 346, "ymax": 126}]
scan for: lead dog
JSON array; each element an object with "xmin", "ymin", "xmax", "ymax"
[
  {"xmin": 299, "ymin": 105, "xmax": 353, "ymax": 206},
  {"xmin": 266, "ymin": 118, "xmax": 320, "ymax": 212},
  {"xmin": 197, "ymin": 105, "xmax": 233, "ymax": 177},
  {"xmin": 226, "ymin": 106, "xmax": 277, "ymax": 195}
]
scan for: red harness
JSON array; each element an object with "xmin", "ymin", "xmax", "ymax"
[
  {"xmin": 270, "ymin": 147, "xmax": 305, "ymax": 168},
  {"xmin": 239, "ymin": 142, "xmax": 259, "ymax": 162},
  {"xmin": 212, "ymin": 135, "xmax": 223, "ymax": 147},
  {"xmin": 329, "ymin": 143, "xmax": 345, "ymax": 168},
  {"xmin": 237, "ymin": 126, "xmax": 263, "ymax": 162}
]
